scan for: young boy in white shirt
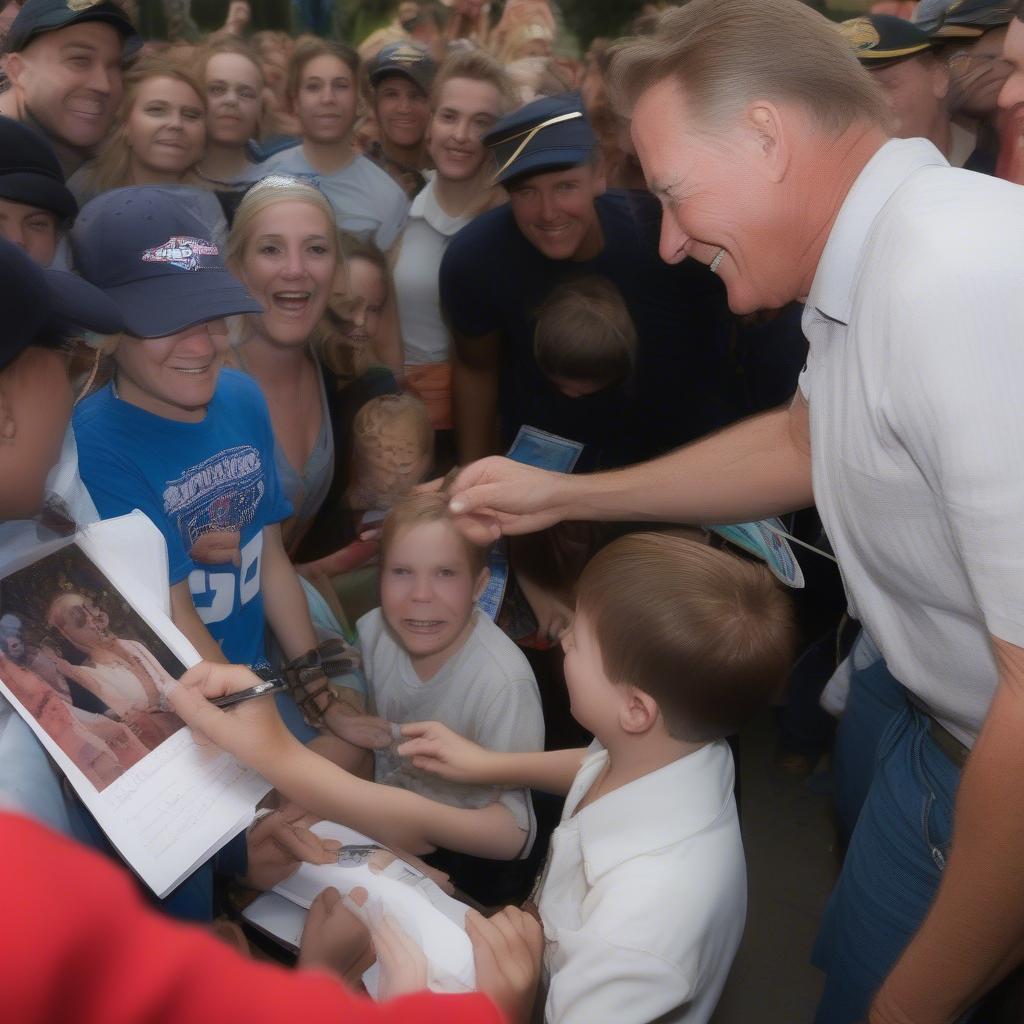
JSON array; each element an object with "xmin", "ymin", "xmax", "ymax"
[{"xmin": 398, "ymin": 533, "xmax": 795, "ymax": 1023}]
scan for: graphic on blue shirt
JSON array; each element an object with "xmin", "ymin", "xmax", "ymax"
[
  {"xmin": 74, "ymin": 370, "xmax": 292, "ymax": 670},
  {"xmin": 163, "ymin": 445, "xmax": 266, "ymax": 562}
]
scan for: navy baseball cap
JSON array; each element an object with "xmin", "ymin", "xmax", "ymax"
[
  {"xmin": 485, "ymin": 93, "xmax": 596, "ymax": 186},
  {"xmin": 7, "ymin": 0, "xmax": 142, "ymax": 55},
  {"xmin": 369, "ymin": 41, "xmax": 437, "ymax": 94},
  {"xmin": 914, "ymin": 0, "xmax": 1015, "ymax": 37},
  {"xmin": 838, "ymin": 15, "xmax": 936, "ymax": 68},
  {"xmin": 71, "ymin": 187, "xmax": 263, "ymax": 339},
  {"xmin": 0, "ymin": 235, "xmax": 123, "ymax": 373},
  {"xmin": 0, "ymin": 117, "xmax": 77, "ymax": 222}
]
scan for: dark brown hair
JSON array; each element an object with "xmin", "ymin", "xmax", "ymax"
[
  {"xmin": 287, "ymin": 38, "xmax": 360, "ymax": 102},
  {"xmin": 576, "ymin": 533, "xmax": 796, "ymax": 742},
  {"xmin": 534, "ymin": 275, "xmax": 637, "ymax": 387}
]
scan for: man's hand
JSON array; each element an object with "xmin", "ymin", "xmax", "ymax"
[
  {"xmin": 299, "ymin": 886, "xmax": 375, "ymax": 985},
  {"xmin": 166, "ymin": 661, "xmax": 295, "ymax": 769},
  {"xmin": 243, "ymin": 806, "xmax": 342, "ymax": 892},
  {"xmin": 467, "ymin": 906, "xmax": 545, "ymax": 1024},
  {"xmin": 445, "ymin": 458, "xmax": 571, "ymax": 544},
  {"xmin": 397, "ymin": 721, "xmax": 494, "ymax": 784}
]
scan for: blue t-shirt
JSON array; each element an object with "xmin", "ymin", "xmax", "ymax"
[{"xmin": 74, "ymin": 369, "xmax": 292, "ymax": 670}]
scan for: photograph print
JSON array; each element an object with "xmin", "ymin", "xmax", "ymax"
[{"xmin": 0, "ymin": 542, "xmax": 186, "ymax": 792}]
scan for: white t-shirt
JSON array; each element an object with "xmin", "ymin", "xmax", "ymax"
[
  {"xmin": 248, "ymin": 145, "xmax": 409, "ymax": 251},
  {"xmin": 538, "ymin": 740, "xmax": 745, "ymax": 1024},
  {"xmin": 800, "ymin": 137, "xmax": 1024, "ymax": 746},
  {"xmin": 357, "ymin": 607, "xmax": 543, "ymax": 850},
  {"xmin": 393, "ymin": 172, "xmax": 474, "ymax": 365}
]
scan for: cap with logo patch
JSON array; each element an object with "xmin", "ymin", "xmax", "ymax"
[
  {"xmin": 71, "ymin": 186, "xmax": 263, "ymax": 338},
  {"xmin": 7, "ymin": 0, "xmax": 142, "ymax": 55},
  {"xmin": 369, "ymin": 41, "xmax": 437, "ymax": 94}
]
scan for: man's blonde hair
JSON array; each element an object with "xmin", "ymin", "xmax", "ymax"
[{"xmin": 609, "ymin": 0, "xmax": 890, "ymax": 136}]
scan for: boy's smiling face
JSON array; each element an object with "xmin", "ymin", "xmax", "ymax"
[{"xmin": 380, "ymin": 519, "xmax": 488, "ymax": 679}]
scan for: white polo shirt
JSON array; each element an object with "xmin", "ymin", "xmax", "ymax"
[
  {"xmin": 801, "ymin": 138, "xmax": 1024, "ymax": 747},
  {"xmin": 537, "ymin": 740, "xmax": 745, "ymax": 1024}
]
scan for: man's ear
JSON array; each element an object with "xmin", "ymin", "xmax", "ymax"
[
  {"xmin": 472, "ymin": 565, "xmax": 491, "ymax": 603},
  {"xmin": 745, "ymin": 100, "xmax": 789, "ymax": 184},
  {"xmin": 930, "ymin": 56, "xmax": 951, "ymax": 101},
  {"xmin": 619, "ymin": 685, "xmax": 661, "ymax": 736},
  {"xmin": 4, "ymin": 52, "xmax": 25, "ymax": 92}
]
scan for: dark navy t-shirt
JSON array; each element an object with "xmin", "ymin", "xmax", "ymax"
[{"xmin": 439, "ymin": 189, "xmax": 737, "ymax": 468}]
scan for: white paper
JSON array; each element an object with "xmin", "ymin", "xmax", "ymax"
[
  {"xmin": 266, "ymin": 821, "xmax": 476, "ymax": 995},
  {"xmin": 0, "ymin": 516, "xmax": 270, "ymax": 897}
]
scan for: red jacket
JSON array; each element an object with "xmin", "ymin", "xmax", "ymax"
[{"xmin": 2, "ymin": 812, "xmax": 503, "ymax": 1024}]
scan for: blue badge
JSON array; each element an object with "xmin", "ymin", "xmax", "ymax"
[{"xmin": 705, "ymin": 518, "xmax": 805, "ymax": 589}]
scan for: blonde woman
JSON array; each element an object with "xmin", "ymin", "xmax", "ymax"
[
  {"xmin": 392, "ymin": 50, "xmax": 515, "ymax": 443},
  {"xmin": 69, "ymin": 56, "xmax": 229, "ymax": 247},
  {"xmin": 226, "ymin": 175, "xmax": 341, "ymax": 554}
]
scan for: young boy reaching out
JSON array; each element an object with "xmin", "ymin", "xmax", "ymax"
[
  {"xmin": 360, "ymin": 492, "xmax": 545, "ymax": 866},
  {"xmin": 167, "ymin": 496, "xmax": 544, "ymax": 865},
  {"xmin": 399, "ymin": 534, "xmax": 795, "ymax": 1024}
]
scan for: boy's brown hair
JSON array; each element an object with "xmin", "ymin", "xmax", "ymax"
[
  {"xmin": 534, "ymin": 276, "xmax": 637, "ymax": 389},
  {"xmin": 379, "ymin": 488, "xmax": 489, "ymax": 578},
  {"xmin": 576, "ymin": 533, "xmax": 796, "ymax": 742}
]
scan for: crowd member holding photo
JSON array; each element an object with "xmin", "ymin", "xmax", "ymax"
[
  {"xmin": 70, "ymin": 187, "xmax": 370, "ymax": 769},
  {"xmin": 0, "ymin": 229, "xmax": 541, "ymax": 1024},
  {"xmin": 250, "ymin": 39, "xmax": 409, "ymax": 252}
]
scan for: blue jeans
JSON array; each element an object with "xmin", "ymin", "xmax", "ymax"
[
  {"xmin": 831, "ymin": 641, "xmax": 906, "ymax": 844},
  {"xmin": 813, "ymin": 699, "xmax": 961, "ymax": 1023}
]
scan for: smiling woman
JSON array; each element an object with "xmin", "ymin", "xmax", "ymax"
[{"xmin": 69, "ymin": 55, "xmax": 231, "ymax": 248}]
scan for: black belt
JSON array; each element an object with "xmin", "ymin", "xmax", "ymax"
[{"xmin": 907, "ymin": 695, "xmax": 971, "ymax": 769}]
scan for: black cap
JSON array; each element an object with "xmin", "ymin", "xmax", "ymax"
[
  {"xmin": 0, "ymin": 117, "xmax": 77, "ymax": 222},
  {"xmin": 838, "ymin": 15, "xmax": 936, "ymax": 68},
  {"xmin": 914, "ymin": 0, "xmax": 1014, "ymax": 37},
  {"xmin": 7, "ymin": 0, "xmax": 142, "ymax": 56},
  {"xmin": 0, "ymin": 235, "xmax": 123, "ymax": 372},
  {"xmin": 369, "ymin": 41, "xmax": 437, "ymax": 94},
  {"xmin": 485, "ymin": 93, "xmax": 596, "ymax": 185},
  {"xmin": 71, "ymin": 187, "xmax": 263, "ymax": 339}
]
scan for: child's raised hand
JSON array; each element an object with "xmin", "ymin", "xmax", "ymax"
[
  {"xmin": 466, "ymin": 906, "xmax": 545, "ymax": 1024},
  {"xmin": 397, "ymin": 721, "xmax": 493, "ymax": 784},
  {"xmin": 166, "ymin": 662, "xmax": 296, "ymax": 769}
]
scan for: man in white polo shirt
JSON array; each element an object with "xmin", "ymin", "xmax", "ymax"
[{"xmin": 441, "ymin": 1, "xmax": 1024, "ymax": 1021}]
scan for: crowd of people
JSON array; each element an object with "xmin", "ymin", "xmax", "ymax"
[{"xmin": 2, "ymin": 0, "xmax": 1024, "ymax": 1020}]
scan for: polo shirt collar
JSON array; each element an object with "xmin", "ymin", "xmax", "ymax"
[
  {"xmin": 574, "ymin": 740, "xmax": 735, "ymax": 885},
  {"xmin": 805, "ymin": 138, "xmax": 947, "ymax": 328}
]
